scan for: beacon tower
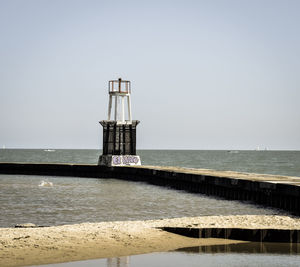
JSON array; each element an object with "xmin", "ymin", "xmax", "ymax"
[{"xmin": 98, "ymin": 78, "xmax": 141, "ymax": 166}]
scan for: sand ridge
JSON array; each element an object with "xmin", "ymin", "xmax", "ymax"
[{"xmin": 1, "ymin": 215, "xmax": 300, "ymax": 267}]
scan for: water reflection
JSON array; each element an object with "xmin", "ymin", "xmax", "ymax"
[
  {"xmin": 104, "ymin": 243, "xmax": 300, "ymax": 267},
  {"xmin": 175, "ymin": 242, "xmax": 300, "ymax": 255},
  {"xmin": 41, "ymin": 243, "xmax": 300, "ymax": 267},
  {"xmin": 107, "ymin": 257, "xmax": 129, "ymax": 267}
]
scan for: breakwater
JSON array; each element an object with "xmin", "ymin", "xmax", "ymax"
[{"xmin": 0, "ymin": 162, "xmax": 300, "ymax": 215}]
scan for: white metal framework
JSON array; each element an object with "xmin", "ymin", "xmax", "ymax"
[{"xmin": 107, "ymin": 78, "xmax": 132, "ymax": 123}]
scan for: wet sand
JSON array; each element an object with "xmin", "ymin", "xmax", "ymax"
[{"xmin": 1, "ymin": 215, "xmax": 300, "ymax": 267}]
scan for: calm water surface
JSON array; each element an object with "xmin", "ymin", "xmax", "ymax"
[
  {"xmin": 0, "ymin": 174, "xmax": 284, "ymax": 227},
  {"xmin": 39, "ymin": 243, "xmax": 300, "ymax": 267}
]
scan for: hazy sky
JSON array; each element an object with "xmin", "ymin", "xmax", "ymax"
[{"xmin": 0, "ymin": 0, "xmax": 299, "ymax": 150}]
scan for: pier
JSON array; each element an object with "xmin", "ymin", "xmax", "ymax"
[{"xmin": 0, "ymin": 162, "xmax": 299, "ymax": 216}]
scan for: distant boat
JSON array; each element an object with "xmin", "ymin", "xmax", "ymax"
[
  {"xmin": 256, "ymin": 146, "xmax": 260, "ymax": 151},
  {"xmin": 39, "ymin": 180, "xmax": 53, "ymax": 187},
  {"xmin": 44, "ymin": 149, "xmax": 55, "ymax": 152},
  {"xmin": 2, "ymin": 145, "xmax": 5, "ymax": 149}
]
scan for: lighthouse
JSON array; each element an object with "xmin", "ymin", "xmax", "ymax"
[{"xmin": 98, "ymin": 78, "xmax": 141, "ymax": 166}]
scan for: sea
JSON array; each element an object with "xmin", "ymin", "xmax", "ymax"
[{"xmin": 1, "ymin": 149, "xmax": 300, "ymax": 267}]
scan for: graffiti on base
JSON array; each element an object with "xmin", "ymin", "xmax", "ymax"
[
  {"xmin": 112, "ymin": 155, "xmax": 139, "ymax": 165},
  {"xmin": 112, "ymin": 156, "xmax": 122, "ymax": 165}
]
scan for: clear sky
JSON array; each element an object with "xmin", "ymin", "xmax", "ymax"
[{"xmin": 0, "ymin": 0, "xmax": 299, "ymax": 150}]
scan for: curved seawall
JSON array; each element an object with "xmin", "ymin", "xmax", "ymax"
[{"xmin": 0, "ymin": 162, "xmax": 300, "ymax": 215}]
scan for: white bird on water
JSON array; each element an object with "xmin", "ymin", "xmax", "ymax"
[{"xmin": 38, "ymin": 180, "xmax": 53, "ymax": 187}]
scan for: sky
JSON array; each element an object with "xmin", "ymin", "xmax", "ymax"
[{"xmin": 0, "ymin": 0, "xmax": 299, "ymax": 150}]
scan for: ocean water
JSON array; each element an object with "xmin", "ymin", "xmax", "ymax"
[
  {"xmin": 0, "ymin": 149, "xmax": 298, "ymax": 227},
  {"xmin": 0, "ymin": 175, "xmax": 285, "ymax": 227}
]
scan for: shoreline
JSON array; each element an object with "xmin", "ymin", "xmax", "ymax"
[{"xmin": 1, "ymin": 215, "xmax": 300, "ymax": 267}]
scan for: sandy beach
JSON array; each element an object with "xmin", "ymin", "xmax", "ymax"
[{"xmin": 1, "ymin": 215, "xmax": 300, "ymax": 267}]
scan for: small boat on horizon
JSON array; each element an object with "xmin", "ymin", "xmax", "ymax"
[
  {"xmin": 44, "ymin": 149, "xmax": 55, "ymax": 152},
  {"xmin": 38, "ymin": 180, "xmax": 53, "ymax": 187}
]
